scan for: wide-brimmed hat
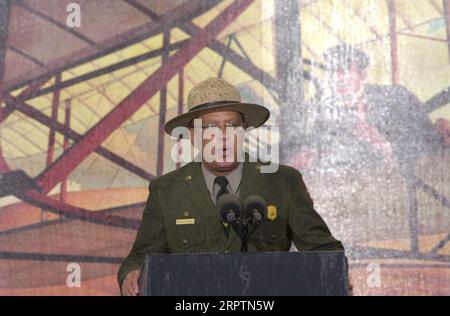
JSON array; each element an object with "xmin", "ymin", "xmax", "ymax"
[{"xmin": 164, "ymin": 78, "xmax": 270, "ymax": 135}]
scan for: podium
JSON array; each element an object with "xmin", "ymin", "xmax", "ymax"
[{"xmin": 139, "ymin": 251, "xmax": 348, "ymax": 296}]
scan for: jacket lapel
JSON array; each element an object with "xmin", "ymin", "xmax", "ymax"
[
  {"xmin": 239, "ymin": 160, "xmax": 268, "ymax": 200},
  {"xmin": 179, "ymin": 162, "xmax": 225, "ymax": 234}
]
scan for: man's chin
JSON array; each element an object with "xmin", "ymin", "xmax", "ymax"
[{"xmin": 214, "ymin": 160, "xmax": 238, "ymax": 170}]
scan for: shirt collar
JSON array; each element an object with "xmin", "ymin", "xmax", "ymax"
[{"xmin": 201, "ymin": 163, "xmax": 243, "ymax": 195}]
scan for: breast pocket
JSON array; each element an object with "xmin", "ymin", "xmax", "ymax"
[
  {"xmin": 249, "ymin": 217, "xmax": 289, "ymax": 251},
  {"xmin": 165, "ymin": 217, "xmax": 205, "ymax": 253}
]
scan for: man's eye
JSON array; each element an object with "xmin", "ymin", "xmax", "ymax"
[
  {"xmin": 226, "ymin": 122, "xmax": 241, "ymax": 128},
  {"xmin": 205, "ymin": 123, "xmax": 217, "ymax": 128}
]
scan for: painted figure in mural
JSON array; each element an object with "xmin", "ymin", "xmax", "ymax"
[
  {"xmin": 118, "ymin": 78, "xmax": 344, "ymax": 296},
  {"xmin": 290, "ymin": 44, "xmax": 450, "ymax": 172},
  {"xmin": 287, "ymin": 44, "xmax": 450, "ymax": 249}
]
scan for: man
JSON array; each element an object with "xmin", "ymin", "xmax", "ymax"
[{"xmin": 118, "ymin": 78, "xmax": 344, "ymax": 296}]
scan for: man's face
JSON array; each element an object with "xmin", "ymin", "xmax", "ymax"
[
  {"xmin": 190, "ymin": 111, "xmax": 244, "ymax": 175},
  {"xmin": 330, "ymin": 63, "xmax": 367, "ymax": 97}
]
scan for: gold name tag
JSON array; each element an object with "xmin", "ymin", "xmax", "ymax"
[{"xmin": 176, "ymin": 218, "xmax": 195, "ymax": 225}]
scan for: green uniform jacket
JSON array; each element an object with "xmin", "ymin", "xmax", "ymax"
[{"xmin": 118, "ymin": 160, "xmax": 344, "ymax": 286}]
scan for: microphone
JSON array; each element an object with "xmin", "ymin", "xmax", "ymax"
[
  {"xmin": 216, "ymin": 193, "xmax": 242, "ymax": 224},
  {"xmin": 243, "ymin": 195, "xmax": 267, "ymax": 224},
  {"xmin": 216, "ymin": 194, "xmax": 267, "ymax": 253}
]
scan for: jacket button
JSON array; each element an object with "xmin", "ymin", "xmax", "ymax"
[
  {"xmin": 182, "ymin": 239, "xmax": 189, "ymax": 245},
  {"xmin": 271, "ymin": 234, "xmax": 277, "ymax": 240}
]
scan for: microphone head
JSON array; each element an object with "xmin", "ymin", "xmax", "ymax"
[
  {"xmin": 216, "ymin": 193, "xmax": 242, "ymax": 224},
  {"xmin": 243, "ymin": 195, "xmax": 267, "ymax": 223}
]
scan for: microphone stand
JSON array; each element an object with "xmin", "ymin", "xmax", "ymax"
[
  {"xmin": 240, "ymin": 219, "xmax": 249, "ymax": 252},
  {"xmin": 239, "ymin": 215, "xmax": 263, "ymax": 252}
]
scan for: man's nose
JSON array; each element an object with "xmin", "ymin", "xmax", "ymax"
[{"xmin": 212, "ymin": 127, "xmax": 235, "ymax": 142}]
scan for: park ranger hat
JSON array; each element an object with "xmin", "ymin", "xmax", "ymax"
[{"xmin": 164, "ymin": 78, "xmax": 270, "ymax": 135}]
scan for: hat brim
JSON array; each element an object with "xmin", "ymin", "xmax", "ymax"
[{"xmin": 164, "ymin": 102, "xmax": 270, "ymax": 135}]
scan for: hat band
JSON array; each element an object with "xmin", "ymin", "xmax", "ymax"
[{"xmin": 189, "ymin": 100, "xmax": 240, "ymax": 112}]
